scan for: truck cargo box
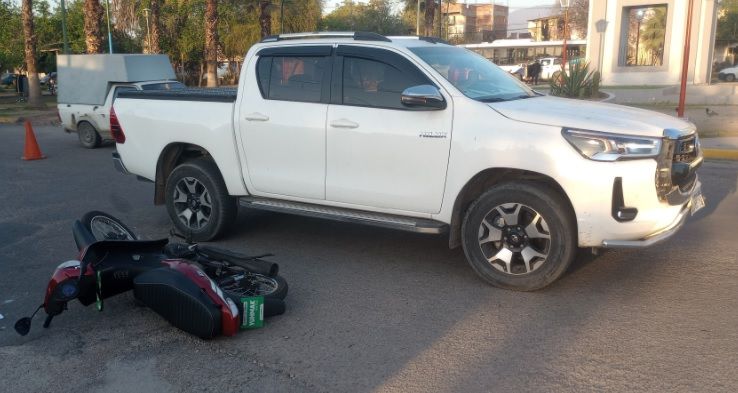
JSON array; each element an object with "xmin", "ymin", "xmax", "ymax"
[{"xmin": 56, "ymin": 54, "xmax": 176, "ymax": 105}]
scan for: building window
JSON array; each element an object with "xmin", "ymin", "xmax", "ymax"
[{"xmin": 620, "ymin": 5, "xmax": 668, "ymax": 67}]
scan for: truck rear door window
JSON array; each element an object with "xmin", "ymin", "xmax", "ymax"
[{"xmin": 257, "ymin": 56, "xmax": 328, "ymax": 103}]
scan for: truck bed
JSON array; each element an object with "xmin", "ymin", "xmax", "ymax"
[{"xmin": 117, "ymin": 87, "xmax": 237, "ymax": 103}]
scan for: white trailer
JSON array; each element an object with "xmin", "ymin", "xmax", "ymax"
[{"xmin": 56, "ymin": 54, "xmax": 183, "ymax": 148}]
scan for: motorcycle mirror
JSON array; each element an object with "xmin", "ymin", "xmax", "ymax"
[
  {"xmin": 14, "ymin": 304, "xmax": 44, "ymax": 336},
  {"xmin": 14, "ymin": 317, "xmax": 32, "ymax": 336}
]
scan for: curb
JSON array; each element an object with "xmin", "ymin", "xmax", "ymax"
[{"xmin": 702, "ymin": 149, "xmax": 738, "ymax": 160}]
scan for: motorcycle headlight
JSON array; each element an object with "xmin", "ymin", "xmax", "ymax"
[{"xmin": 562, "ymin": 129, "xmax": 662, "ymax": 161}]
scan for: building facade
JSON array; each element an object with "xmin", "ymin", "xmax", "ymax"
[
  {"xmin": 528, "ymin": 15, "xmax": 586, "ymax": 42},
  {"xmin": 444, "ymin": 3, "xmax": 509, "ymax": 44},
  {"xmin": 586, "ymin": 0, "xmax": 718, "ymax": 86}
]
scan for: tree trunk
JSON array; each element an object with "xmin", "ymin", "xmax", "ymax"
[
  {"xmin": 204, "ymin": 0, "xmax": 218, "ymax": 87},
  {"xmin": 259, "ymin": 1, "xmax": 272, "ymax": 38},
  {"xmin": 21, "ymin": 0, "xmax": 42, "ymax": 107},
  {"xmin": 84, "ymin": 0, "xmax": 104, "ymax": 53},
  {"xmin": 150, "ymin": 0, "xmax": 162, "ymax": 53},
  {"xmin": 424, "ymin": 0, "xmax": 436, "ymax": 37},
  {"xmin": 199, "ymin": 61, "xmax": 205, "ymax": 87}
]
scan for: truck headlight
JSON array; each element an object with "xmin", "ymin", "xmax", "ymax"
[{"xmin": 562, "ymin": 129, "xmax": 662, "ymax": 161}]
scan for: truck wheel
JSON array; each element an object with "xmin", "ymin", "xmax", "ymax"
[
  {"xmin": 165, "ymin": 159, "xmax": 237, "ymax": 241},
  {"xmin": 461, "ymin": 182, "xmax": 577, "ymax": 291},
  {"xmin": 727, "ymin": 74, "xmax": 736, "ymax": 82},
  {"xmin": 77, "ymin": 121, "xmax": 101, "ymax": 149}
]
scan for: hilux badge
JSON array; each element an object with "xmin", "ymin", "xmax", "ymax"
[{"xmin": 419, "ymin": 131, "xmax": 447, "ymax": 139}]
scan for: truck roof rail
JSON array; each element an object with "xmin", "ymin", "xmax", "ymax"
[
  {"xmin": 387, "ymin": 36, "xmax": 452, "ymax": 45},
  {"xmin": 260, "ymin": 31, "xmax": 392, "ymax": 43}
]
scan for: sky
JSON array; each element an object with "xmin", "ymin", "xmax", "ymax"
[{"xmin": 323, "ymin": 0, "xmax": 559, "ymax": 14}]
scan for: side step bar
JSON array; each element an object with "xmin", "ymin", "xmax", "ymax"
[{"xmin": 239, "ymin": 197, "xmax": 448, "ymax": 234}]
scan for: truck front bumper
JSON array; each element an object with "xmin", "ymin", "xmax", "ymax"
[{"xmin": 601, "ymin": 180, "xmax": 704, "ymax": 248}]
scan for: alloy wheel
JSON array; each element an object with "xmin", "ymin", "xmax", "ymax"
[
  {"xmin": 172, "ymin": 177, "xmax": 213, "ymax": 230},
  {"xmin": 477, "ymin": 202, "xmax": 551, "ymax": 275}
]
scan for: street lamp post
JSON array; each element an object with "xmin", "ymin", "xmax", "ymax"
[
  {"xmin": 560, "ymin": 0, "xmax": 570, "ymax": 68},
  {"xmin": 677, "ymin": 0, "xmax": 695, "ymax": 118}
]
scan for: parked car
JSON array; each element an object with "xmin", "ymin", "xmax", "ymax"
[
  {"xmin": 1, "ymin": 72, "xmax": 17, "ymax": 86},
  {"xmin": 56, "ymin": 54, "xmax": 184, "ymax": 148},
  {"xmin": 112, "ymin": 32, "xmax": 704, "ymax": 291},
  {"xmin": 717, "ymin": 66, "xmax": 738, "ymax": 82}
]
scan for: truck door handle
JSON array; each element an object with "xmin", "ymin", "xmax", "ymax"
[
  {"xmin": 244, "ymin": 112, "xmax": 269, "ymax": 122},
  {"xmin": 330, "ymin": 119, "xmax": 359, "ymax": 129}
]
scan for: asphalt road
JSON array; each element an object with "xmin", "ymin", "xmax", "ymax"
[{"xmin": 1, "ymin": 125, "xmax": 737, "ymax": 393}]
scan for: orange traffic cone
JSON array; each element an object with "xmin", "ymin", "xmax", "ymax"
[{"xmin": 21, "ymin": 120, "xmax": 46, "ymax": 160}]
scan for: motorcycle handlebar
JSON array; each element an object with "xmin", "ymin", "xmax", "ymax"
[{"xmin": 163, "ymin": 242, "xmax": 278, "ymax": 277}]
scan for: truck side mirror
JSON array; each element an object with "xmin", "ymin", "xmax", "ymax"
[{"xmin": 401, "ymin": 85, "xmax": 446, "ymax": 110}]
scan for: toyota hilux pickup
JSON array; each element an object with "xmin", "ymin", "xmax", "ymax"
[{"xmin": 111, "ymin": 32, "xmax": 704, "ymax": 291}]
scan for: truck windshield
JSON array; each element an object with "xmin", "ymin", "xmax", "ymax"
[
  {"xmin": 409, "ymin": 46, "xmax": 535, "ymax": 102},
  {"xmin": 142, "ymin": 82, "xmax": 186, "ymax": 91}
]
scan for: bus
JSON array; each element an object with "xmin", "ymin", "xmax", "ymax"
[{"xmin": 459, "ymin": 39, "xmax": 587, "ymax": 66}]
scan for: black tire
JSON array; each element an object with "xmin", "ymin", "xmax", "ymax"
[
  {"xmin": 461, "ymin": 182, "xmax": 577, "ymax": 291},
  {"xmin": 81, "ymin": 210, "xmax": 138, "ymax": 242},
  {"xmin": 77, "ymin": 121, "xmax": 101, "ymax": 149},
  {"xmin": 727, "ymin": 74, "xmax": 736, "ymax": 82},
  {"xmin": 220, "ymin": 273, "xmax": 288, "ymax": 300},
  {"xmin": 165, "ymin": 158, "xmax": 237, "ymax": 242}
]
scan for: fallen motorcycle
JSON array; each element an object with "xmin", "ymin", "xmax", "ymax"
[{"xmin": 15, "ymin": 211, "xmax": 287, "ymax": 339}]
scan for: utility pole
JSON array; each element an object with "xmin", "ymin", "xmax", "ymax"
[
  {"xmin": 677, "ymin": 0, "xmax": 695, "ymax": 118},
  {"xmin": 60, "ymin": 0, "xmax": 70, "ymax": 54},
  {"xmin": 105, "ymin": 0, "xmax": 113, "ymax": 53}
]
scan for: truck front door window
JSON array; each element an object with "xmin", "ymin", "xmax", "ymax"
[{"xmin": 342, "ymin": 57, "xmax": 425, "ymax": 109}]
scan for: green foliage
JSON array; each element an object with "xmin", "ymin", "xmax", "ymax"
[
  {"xmin": 717, "ymin": 0, "xmax": 738, "ymax": 41},
  {"xmin": 549, "ymin": 61, "xmax": 600, "ymax": 99},
  {"xmin": 2, "ymin": 0, "xmax": 324, "ymax": 83},
  {"xmin": 0, "ymin": 0, "xmax": 24, "ymax": 71},
  {"xmin": 322, "ymin": 0, "xmax": 408, "ymax": 35}
]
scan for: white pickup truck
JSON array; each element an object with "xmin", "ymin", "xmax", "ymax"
[{"xmin": 112, "ymin": 33, "xmax": 704, "ymax": 291}]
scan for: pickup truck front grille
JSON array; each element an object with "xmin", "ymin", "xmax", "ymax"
[
  {"xmin": 656, "ymin": 133, "xmax": 702, "ymax": 204},
  {"xmin": 673, "ymin": 136, "xmax": 698, "ymax": 163},
  {"xmin": 671, "ymin": 135, "xmax": 700, "ymax": 192}
]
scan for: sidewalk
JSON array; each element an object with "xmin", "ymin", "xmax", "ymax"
[{"xmin": 701, "ymin": 136, "xmax": 738, "ymax": 160}]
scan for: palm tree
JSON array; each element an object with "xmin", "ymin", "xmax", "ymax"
[
  {"xmin": 205, "ymin": 0, "xmax": 218, "ymax": 87},
  {"xmin": 424, "ymin": 0, "xmax": 436, "ymax": 36},
  {"xmin": 21, "ymin": 0, "xmax": 42, "ymax": 107},
  {"xmin": 257, "ymin": 0, "xmax": 271, "ymax": 38},
  {"xmin": 84, "ymin": 0, "xmax": 104, "ymax": 53},
  {"xmin": 149, "ymin": 0, "xmax": 161, "ymax": 53},
  {"xmin": 640, "ymin": 7, "xmax": 667, "ymax": 66}
]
